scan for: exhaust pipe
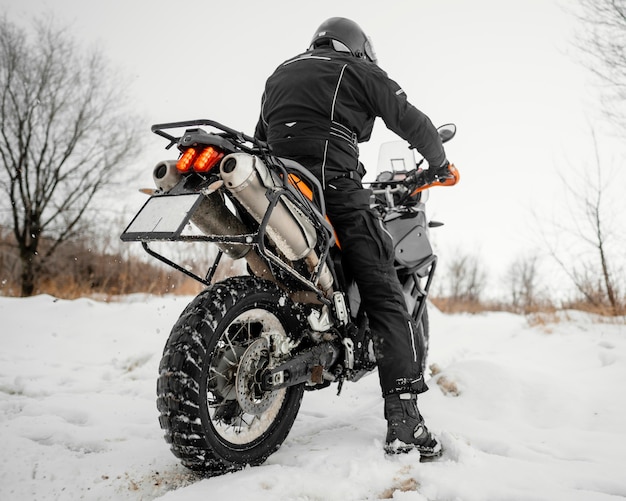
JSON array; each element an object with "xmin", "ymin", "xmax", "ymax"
[
  {"xmin": 220, "ymin": 153, "xmax": 316, "ymax": 261},
  {"xmin": 220, "ymin": 153, "xmax": 333, "ymax": 295},
  {"xmin": 152, "ymin": 160, "xmax": 181, "ymax": 192}
]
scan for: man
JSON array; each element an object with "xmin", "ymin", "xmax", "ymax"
[{"xmin": 255, "ymin": 17, "xmax": 453, "ymax": 458}]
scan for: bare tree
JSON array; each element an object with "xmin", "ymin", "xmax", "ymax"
[
  {"xmin": 440, "ymin": 251, "xmax": 487, "ymax": 305},
  {"xmin": 505, "ymin": 253, "xmax": 542, "ymax": 314},
  {"xmin": 0, "ymin": 15, "xmax": 141, "ymax": 296},
  {"xmin": 543, "ymin": 131, "xmax": 624, "ymax": 315},
  {"xmin": 574, "ymin": 0, "xmax": 626, "ymax": 128}
]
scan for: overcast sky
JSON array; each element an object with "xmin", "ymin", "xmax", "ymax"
[{"xmin": 2, "ymin": 0, "xmax": 624, "ymax": 289}]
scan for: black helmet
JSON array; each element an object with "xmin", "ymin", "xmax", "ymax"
[{"xmin": 310, "ymin": 17, "xmax": 378, "ymax": 65}]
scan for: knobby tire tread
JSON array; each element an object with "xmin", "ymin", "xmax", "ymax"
[{"xmin": 156, "ymin": 276, "xmax": 304, "ymax": 473}]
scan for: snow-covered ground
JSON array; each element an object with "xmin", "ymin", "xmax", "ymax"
[{"xmin": 1, "ymin": 294, "xmax": 625, "ymax": 501}]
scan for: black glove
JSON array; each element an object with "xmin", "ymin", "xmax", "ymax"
[
  {"xmin": 406, "ymin": 161, "xmax": 455, "ymax": 189},
  {"xmin": 424, "ymin": 161, "xmax": 453, "ymax": 184}
]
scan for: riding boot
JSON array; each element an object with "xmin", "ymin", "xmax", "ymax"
[{"xmin": 384, "ymin": 393, "xmax": 442, "ymax": 459}]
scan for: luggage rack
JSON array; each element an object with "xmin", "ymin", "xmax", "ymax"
[{"xmin": 121, "ymin": 188, "xmax": 335, "ymax": 305}]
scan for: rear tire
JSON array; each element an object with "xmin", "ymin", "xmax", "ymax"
[{"xmin": 156, "ymin": 276, "xmax": 305, "ymax": 474}]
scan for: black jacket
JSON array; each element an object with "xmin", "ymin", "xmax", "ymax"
[{"xmin": 255, "ymin": 47, "xmax": 447, "ymax": 186}]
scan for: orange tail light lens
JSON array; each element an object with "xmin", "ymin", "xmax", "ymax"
[
  {"xmin": 176, "ymin": 147, "xmax": 199, "ymax": 172},
  {"xmin": 194, "ymin": 146, "xmax": 224, "ymax": 173},
  {"xmin": 176, "ymin": 146, "xmax": 225, "ymax": 174}
]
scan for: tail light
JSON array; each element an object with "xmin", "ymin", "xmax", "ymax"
[
  {"xmin": 176, "ymin": 148, "xmax": 198, "ymax": 172},
  {"xmin": 176, "ymin": 146, "xmax": 224, "ymax": 173},
  {"xmin": 194, "ymin": 146, "xmax": 224, "ymax": 172}
]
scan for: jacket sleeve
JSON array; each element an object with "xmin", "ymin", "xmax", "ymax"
[{"xmin": 357, "ymin": 64, "xmax": 447, "ymax": 168}]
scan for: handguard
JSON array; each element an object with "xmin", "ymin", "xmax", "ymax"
[{"xmin": 410, "ymin": 163, "xmax": 460, "ymax": 197}]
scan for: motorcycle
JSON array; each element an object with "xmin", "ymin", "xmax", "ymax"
[{"xmin": 121, "ymin": 119, "xmax": 458, "ymax": 474}]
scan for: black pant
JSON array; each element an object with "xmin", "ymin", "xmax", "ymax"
[{"xmin": 324, "ymin": 177, "xmax": 428, "ymax": 396}]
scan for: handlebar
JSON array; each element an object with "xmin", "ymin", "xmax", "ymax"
[
  {"xmin": 367, "ymin": 165, "xmax": 422, "ymax": 196},
  {"xmin": 369, "ymin": 183, "xmax": 411, "ymax": 197},
  {"xmin": 369, "ymin": 161, "xmax": 459, "ymax": 204}
]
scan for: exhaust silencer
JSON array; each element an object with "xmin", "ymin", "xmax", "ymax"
[
  {"xmin": 220, "ymin": 153, "xmax": 316, "ymax": 261},
  {"xmin": 152, "ymin": 160, "xmax": 181, "ymax": 192},
  {"xmin": 220, "ymin": 153, "xmax": 333, "ymax": 294}
]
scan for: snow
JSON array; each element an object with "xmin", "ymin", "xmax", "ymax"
[{"xmin": 1, "ymin": 294, "xmax": 625, "ymax": 501}]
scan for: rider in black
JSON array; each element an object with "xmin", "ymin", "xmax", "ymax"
[{"xmin": 255, "ymin": 17, "xmax": 452, "ymax": 458}]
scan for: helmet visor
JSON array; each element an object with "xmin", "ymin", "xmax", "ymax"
[{"xmin": 364, "ymin": 37, "xmax": 377, "ymax": 64}]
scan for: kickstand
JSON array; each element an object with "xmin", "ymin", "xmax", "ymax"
[{"xmin": 336, "ymin": 376, "xmax": 345, "ymax": 396}]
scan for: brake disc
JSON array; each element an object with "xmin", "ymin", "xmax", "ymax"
[
  {"xmin": 235, "ymin": 337, "xmax": 279, "ymax": 415},
  {"xmin": 212, "ymin": 345, "xmax": 247, "ymax": 400}
]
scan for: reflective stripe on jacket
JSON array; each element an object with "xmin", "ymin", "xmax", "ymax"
[{"xmin": 255, "ymin": 47, "xmax": 446, "ymax": 185}]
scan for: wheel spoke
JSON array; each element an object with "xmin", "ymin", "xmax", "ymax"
[
  {"xmin": 224, "ymin": 331, "xmax": 241, "ymax": 362},
  {"xmin": 207, "ymin": 309, "xmax": 288, "ymax": 444}
]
